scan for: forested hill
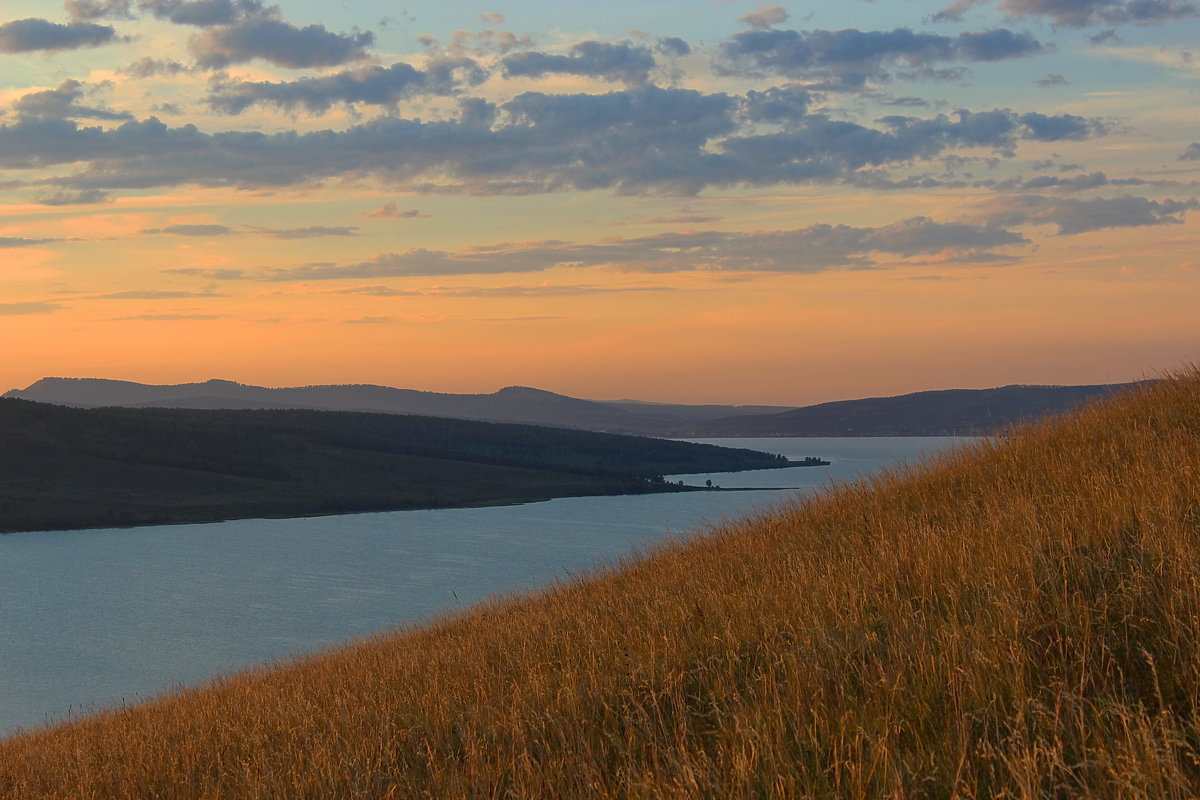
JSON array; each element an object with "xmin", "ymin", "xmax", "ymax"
[{"xmin": 0, "ymin": 399, "xmax": 793, "ymax": 534}]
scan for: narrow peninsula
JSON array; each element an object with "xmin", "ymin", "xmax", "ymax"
[{"xmin": 0, "ymin": 398, "xmax": 814, "ymax": 534}]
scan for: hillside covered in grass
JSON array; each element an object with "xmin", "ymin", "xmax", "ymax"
[
  {"xmin": 0, "ymin": 399, "xmax": 792, "ymax": 533},
  {"xmin": 2, "ymin": 371, "xmax": 1199, "ymax": 797}
]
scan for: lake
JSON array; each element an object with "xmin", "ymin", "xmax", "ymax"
[{"xmin": 0, "ymin": 436, "xmax": 973, "ymax": 737}]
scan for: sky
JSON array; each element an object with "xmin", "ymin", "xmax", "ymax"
[{"xmin": 0, "ymin": 0, "xmax": 1197, "ymax": 404}]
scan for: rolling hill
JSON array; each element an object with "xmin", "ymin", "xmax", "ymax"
[{"xmin": 1, "ymin": 372, "xmax": 1196, "ymax": 796}]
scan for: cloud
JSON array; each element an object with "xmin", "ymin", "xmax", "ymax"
[
  {"xmin": 94, "ymin": 289, "xmax": 228, "ymax": 298},
  {"xmin": 955, "ymin": 28, "xmax": 1046, "ymax": 60},
  {"xmin": 138, "ymin": 0, "xmax": 264, "ymax": 27},
  {"xmin": 0, "ymin": 18, "xmax": 119, "ymax": 53},
  {"xmin": 189, "ymin": 16, "xmax": 374, "ymax": 68},
  {"xmin": 999, "ymin": 0, "xmax": 1200, "ymax": 26},
  {"xmin": 343, "ymin": 315, "xmax": 392, "ymax": 324},
  {"xmin": 311, "ymin": 283, "xmax": 670, "ymax": 301},
  {"xmin": 162, "ymin": 267, "xmax": 246, "ymax": 279},
  {"xmin": 656, "ymin": 36, "xmax": 690, "ymax": 57},
  {"xmin": 0, "ymin": 89, "xmax": 1107, "ymax": 197},
  {"xmin": 0, "ymin": 301, "xmax": 62, "ymax": 315},
  {"xmin": 265, "ymin": 217, "xmax": 1029, "ymax": 280},
  {"xmin": 719, "ymin": 26, "xmax": 1045, "ymax": 89},
  {"xmin": 967, "ymin": 194, "xmax": 1199, "ymax": 234},
  {"xmin": 253, "ymin": 225, "xmax": 359, "ymax": 239},
  {"xmin": 141, "ymin": 224, "xmax": 232, "ymax": 236},
  {"xmin": 0, "ymin": 237, "xmax": 61, "ymax": 247},
  {"xmin": 65, "ymin": 0, "xmax": 134, "ymax": 21},
  {"xmin": 742, "ymin": 86, "xmax": 813, "ymax": 124},
  {"xmin": 416, "ymin": 284, "xmax": 674, "ymax": 297},
  {"xmin": 37, "ymin": 189, "xmax": 110, "ymax": 205},
  {"xmin": 122, "ymin": 57, "xmax": 191, "ymax": 77},
  {"xmin": 882, "ymin": 95, "xmax": 932, "ymax": 107},
  {"xmin": 1013, "ymin": 170, "xmax": 1145, "ymax": 192},
  {"xmin": 1016, "ymin": 111, "xmax": 1099, "ymax": 140},
  {"xmin": 1181, "ymin": 142, "xmax": 1200, "ymax": 160},
  {"xmin": 741, "ymin": 5, "xmax": 789, "ymax": 29},
  {"xmin": 478, "ymin": 12, "xmax": 505, "ymax": 25},
  {"xmin": 502, "ymin": 41, "xmax": 658, "ymax": 84},
  {"xmin": 114, "ymin": 313, "xmax": 223, "ymax": 320},
  {"xmin": 207, "ymin": 57, "xmax": 486, "ymax": 114},
  {"xmin": 721, "ymin": 109, "xmax": 1107, "ymax": 182},
  {"xmin": 11, "ymin": 80, "xmax": 133, "ymax": 121},
  {"xmin": 1036, "ymin": 72, "xmax": 1069, "ymax": 87},
  {"xmin": 1089, "ymin": 27, "xmax": 1121, "ymax": 43},
  {"xmin": 931, "ymin": 0, "xmax": 991, "ymax": 22},
  {"xmin": 324, "ymin": 285, "xmax": 421, "ymax": 297},
  {"xmin": 360, "ymin": 203, "xmax": 429, "ymax": 219},
  {"xmin": 614, "ymin": 215, "xmax": 722, "ymax": 226}
]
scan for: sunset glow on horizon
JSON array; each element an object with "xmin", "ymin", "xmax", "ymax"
[{"xmin": 1, "ymin": 0, "xmax": 1197, "ymax": 405}]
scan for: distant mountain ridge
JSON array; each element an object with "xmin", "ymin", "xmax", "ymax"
[
  {"xmin": 686, "ymin": 383, "xmax": 1149, "ymax": 437},
  {"xmin": 3, "ymin": 378, "xmax": 789, "ymax": 436},
  {"xmin": 3, "ymin": 377, "xmax": 1147, "ymax": 437}
]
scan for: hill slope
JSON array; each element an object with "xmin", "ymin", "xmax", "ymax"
[
  {"xmin": 3, "ymin": 373, "xmax": 1199, "ymax": 797},
  {"xmin": 0, "ymin": 399, "xmax": 790, "ymax": 534},
  {"xmin": 689, "ymin": 381, "xmax": 1146, "ymax": 435}
]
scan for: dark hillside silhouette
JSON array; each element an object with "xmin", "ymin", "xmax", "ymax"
[
  {"xmin": 0, "ymin": 399, "xmax": 795, "ymax": 534},
  {"xmin": 687, "ymin": 382, "xmax": 1149, "ymax": 436}
]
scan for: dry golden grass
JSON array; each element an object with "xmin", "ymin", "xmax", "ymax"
[{"xmin": 4, "ymin": 369, "xmax": 1200, "ymax": 798}]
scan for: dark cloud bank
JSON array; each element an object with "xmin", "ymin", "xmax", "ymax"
[{"xmin": 0, "ymin": 86, "xmax": 1112, "ymax": 196}]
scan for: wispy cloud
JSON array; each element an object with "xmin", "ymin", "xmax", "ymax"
[
  {"xmin": 0, "ymin": 237, "xmax": 62, "ymax": 248},
  {"xmin": 92, "ymin": 289, "xmax": 229, "ymax": 299},
  {"xmin": 934, "ymin": 0, "xmax": 1200, "ymax": 25},
  {"xmin": 36, "ymin": 189, "xmax": 110, "ymax": 206},
  {"xmin": 360, "ymin": 203, "xmax": 429, "ymax": 219},
  {"xmin": 326, "ymin": 283, "xmax": 676, "ymax": 298},
  {"xmin": 999, "ymin": 0, "xmax": 1200, "ymax": 27},
  {"xmin": 966, "ymin": 195, "xmax": 1199, "ymax": 234},
  {"xmin": 162, "ymin": 267, "xmax": 246, "ymax": 279},
  {"xmin": 266, "ymin": 217, "xmax": 1029, "ymax": 280},
  {"xmin": 251, "ymin": 226, "xmax": 359, "ymax": 239},
  {"xmin": 113, "ymin": 312, "xmax": 224, "ymax": 320},
  {"xmin": 0, "ymin": 301, "xmax": 62, "ymax": 315},
  {"xmin": 140, "ymin": 224, "xmax": 233, "ymax": 236}
]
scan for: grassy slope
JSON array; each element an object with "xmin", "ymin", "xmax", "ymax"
[
  {"xmin": 3, "ymin": 372, "xmax": 1200, "ymax": 797},
  {"xmin": 0, "ymin": 399, "xmax": 789, "ymax": 533}
]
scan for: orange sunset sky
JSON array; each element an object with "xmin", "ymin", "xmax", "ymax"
[{"xmin": 1, "ymin": 0, "xmax": 1197, "ymax": 404}]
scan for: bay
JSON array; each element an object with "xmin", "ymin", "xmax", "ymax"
[{"xmin": 0, "ymin": 436, "xmax": 973, "ymax": 737}]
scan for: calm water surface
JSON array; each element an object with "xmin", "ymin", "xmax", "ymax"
[{"xmin": 0, "ymin": 436, "xmax": 973, "ymax": 736}]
